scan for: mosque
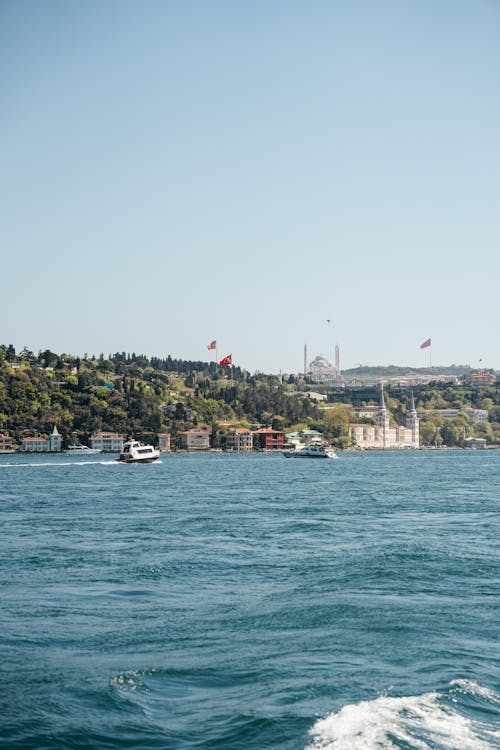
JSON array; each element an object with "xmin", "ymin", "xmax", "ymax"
[{"xmin": 349, "ymin": 387, "xmax": 420, "ymax": 449}]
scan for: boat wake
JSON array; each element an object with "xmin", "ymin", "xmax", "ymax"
[
  {"xmin": 0, "ymin": 459, "xmax": 120, "ymax": 468},
  {"xmin": 307, "ymin": 680, "xmax": 500, "ymax": 750}
]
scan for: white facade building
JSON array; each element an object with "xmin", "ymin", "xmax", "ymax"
[
  {"xmin": 21, "ymin": 425, "xmax": 62, "ymax": 452},
  {"xmin": 350, "ymin": 389, "xmax": 420, "ymax": 449},
  {"xmin": 90, "ymin": 431, "xmax": 124, "ymax": 452}
]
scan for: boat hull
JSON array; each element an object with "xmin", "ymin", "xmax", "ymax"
[
  {"xmin": 283, "ymin": 445, "xmax": 337, "ymax": 459},
  {"xmin": 283, "ymin": 452, "xmax": 332, "ymax": 458},
  {"xmin": 117, "ymin": 456, "xmax": 160, "ymax": 464}
]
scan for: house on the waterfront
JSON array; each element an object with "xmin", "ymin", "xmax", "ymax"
[
  {"xmin": 0, "ymin": 433, "xmax": 17, "ymax": 453},
  {"xmin": 252, "ymin": 428, "xmax": 285, "ymax": 451},
  {"xmin": 463, "ymin": 437, "xmax": 487, "ymax": 449},
  {"xmin": 157, "ymin": 433, "xmax": 171, "ymax": 452},
  {"xmin": 90, "ymin": 431, "xmax": 124, "ymax": 452},
  {"xmin": 180, "ymin": 428, "xmax": 210, "ymax": 451},
  {"xmin": 224, "ymin": 428, "xmax": 253, "ymax": 452},
  {"xmin": 20, "ymin": 425, "xmax": 62, "ymax": 452},
  {"xmin": 349, "ymin": 389, "xmax": 419, "ymax": 449}
]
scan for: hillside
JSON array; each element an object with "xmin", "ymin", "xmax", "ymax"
[{"xmin": 0, "ymin": 345, "xmax": 498, "ymax": 448}]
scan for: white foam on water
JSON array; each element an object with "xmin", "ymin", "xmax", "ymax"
[
  {"xmin": 0, "ymin": 459, "xmax": 120, "ymax": 468},
  {"xmin": 109, "ymin": 668, "xmax": 156, "ymax": 692},
  {"xmin": 450, "ymin": 679, "xmax": 500, "ymax": 707},
  {"xmin": 307, "ymin": 683, "xmax": 499, "ymax": 750}
]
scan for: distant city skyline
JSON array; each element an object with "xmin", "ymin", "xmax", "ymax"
[{"xmin": 1, "ymin": 1, "xmax": 499, "ymax": 373}]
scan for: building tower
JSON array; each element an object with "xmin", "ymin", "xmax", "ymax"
[
  {"xmin": 375, "ymin": 384, "xmax": 390, "ymax": 447},
  {"xmin": 48, "ymin": 424, "xmax": 61, "ymax": 452},
  {"xmin": 406, "ymin": 391, "xmax": 420, "ymax": 447}
]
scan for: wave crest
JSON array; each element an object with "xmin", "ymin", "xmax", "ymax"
[{"xmin": 307, "ymin": 681, "xmax": 500, "ymax": 750}]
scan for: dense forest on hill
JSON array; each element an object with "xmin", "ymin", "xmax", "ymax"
[{"xmin": 0, "ymin": 345, "xmax": 498, "ymax": 448}]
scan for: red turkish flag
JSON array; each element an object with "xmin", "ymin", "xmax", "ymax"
[
  {"xmin": 219, "ymin": 354, "xmax": 232, "ymax": 366},
  {"xmin": 420, "ymin": 338, "xmax": 431, "ymax": 349}
]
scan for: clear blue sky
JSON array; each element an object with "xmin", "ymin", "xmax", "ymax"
[{"xmin": 1, "ymin": 0, "xmax": 499, "ymax": 373}]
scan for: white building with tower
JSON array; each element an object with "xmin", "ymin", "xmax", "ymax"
[
  {"xmin": 20, "ymin": 425, "xmax": 62, "ymax": 452},
  {"xmin": 349, "ymin": 388, "xmax": 420, "ymax": 449}
]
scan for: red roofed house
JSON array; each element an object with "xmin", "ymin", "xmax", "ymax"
[{"xmin": 252, "ymin": 428, "xmax": 285, "ymax": 451}]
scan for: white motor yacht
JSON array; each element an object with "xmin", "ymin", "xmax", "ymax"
[
  {"xmin": 283, "ymin": 443, "xmax": 337, "ymax": 459},
  {"xmin": 117, "ymin": 439, "xmax": 160, "ymax": 464},
  {"xmin": 66, "ymin": 445, "xmax": 101, "ymax": 454}
]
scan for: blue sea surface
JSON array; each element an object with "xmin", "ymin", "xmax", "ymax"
[{"xmin": 1, "ymin": 450, "xmax": 499, "ymax": 749}]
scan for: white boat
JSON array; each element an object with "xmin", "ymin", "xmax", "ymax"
[
  {"xmin": 66, "ymin": 445, "xmax": 102, "ymax": 454},
  {"xmin": 283, "ymin": 443, "xmax": 337, "ymax": 459},
  {"xmin": 117, "ymin": 439, "xmax": 160, "ymax": 464}
]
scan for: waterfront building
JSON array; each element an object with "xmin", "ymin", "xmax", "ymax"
[
  {"xmin": 0, "ymin": 433, "xmax": 17, "ymax": 453},
  {"xmin": 157, "ymin": 433, "xmax": 171, "ymax": 452},
  {"xmin": 224, "ymin": 428, "xmax": 253, "ymax": 452},
  {"xmin": 20, "ymin": 425, "xmax": 62, "ymax": 452},
  {"xmin": 20, "ymin": 437, "xmax": 48, "ymax": 452},
  {"xmin": 463, "ymin": 437, "xmax": 487, "ymax": 449},
  {"xmin": 252, "ymin": 428, "xmax": 285, "ymax": 451},
  {"xmin": 349, "ymin": 388, "xmax": 419, "ymax": 449},
  {"xmin": 90, "ymin": 431, "xmax": 124, "ymax": 452},
  {"xmin": 180, "ymin": 428, "xmax": 210, "ymax": 451},
  {"xmin": 48, "ymin": 425, "xmax": 61, "ymax": 452}
]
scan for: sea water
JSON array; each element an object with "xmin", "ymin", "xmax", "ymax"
[{"xmin": 1, "ymin": 450, "xmax": 499, "ymax": 749}]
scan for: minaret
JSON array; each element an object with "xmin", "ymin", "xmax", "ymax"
[
  {"xmin": 304, "ymin": 344, "xmax": 307, "ymax": 377},
  {"xmin": 375, "ymin": 384, "xmax": 390, "ymax": 447},
  {"xmin": 406, "ymin": 391, "xmax": 419, "ymax": 447},
  {"xmin": 335, "ymin": 343, "xmax": 340, "ymax": 380}
]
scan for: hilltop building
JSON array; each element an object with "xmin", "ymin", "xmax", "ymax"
[
  {"xmin": 466, "ymin": 372, "xmax": 496, "ymax": 387},
  {"xmin": 308, "ymin": 355, "xmax": 337, "ymax": 385},
  {"xmin": 349, "ymin": 388, "xmax": 420, "ymax": 449}
]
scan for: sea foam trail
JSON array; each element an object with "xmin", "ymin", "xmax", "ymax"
[
  {"xmin": 0, "ymin": 459, "xmax": 121, "ymax": 468},
  {"xmin": 307, "ymin": 681, "xmax": 500, "ymax": 750}
]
